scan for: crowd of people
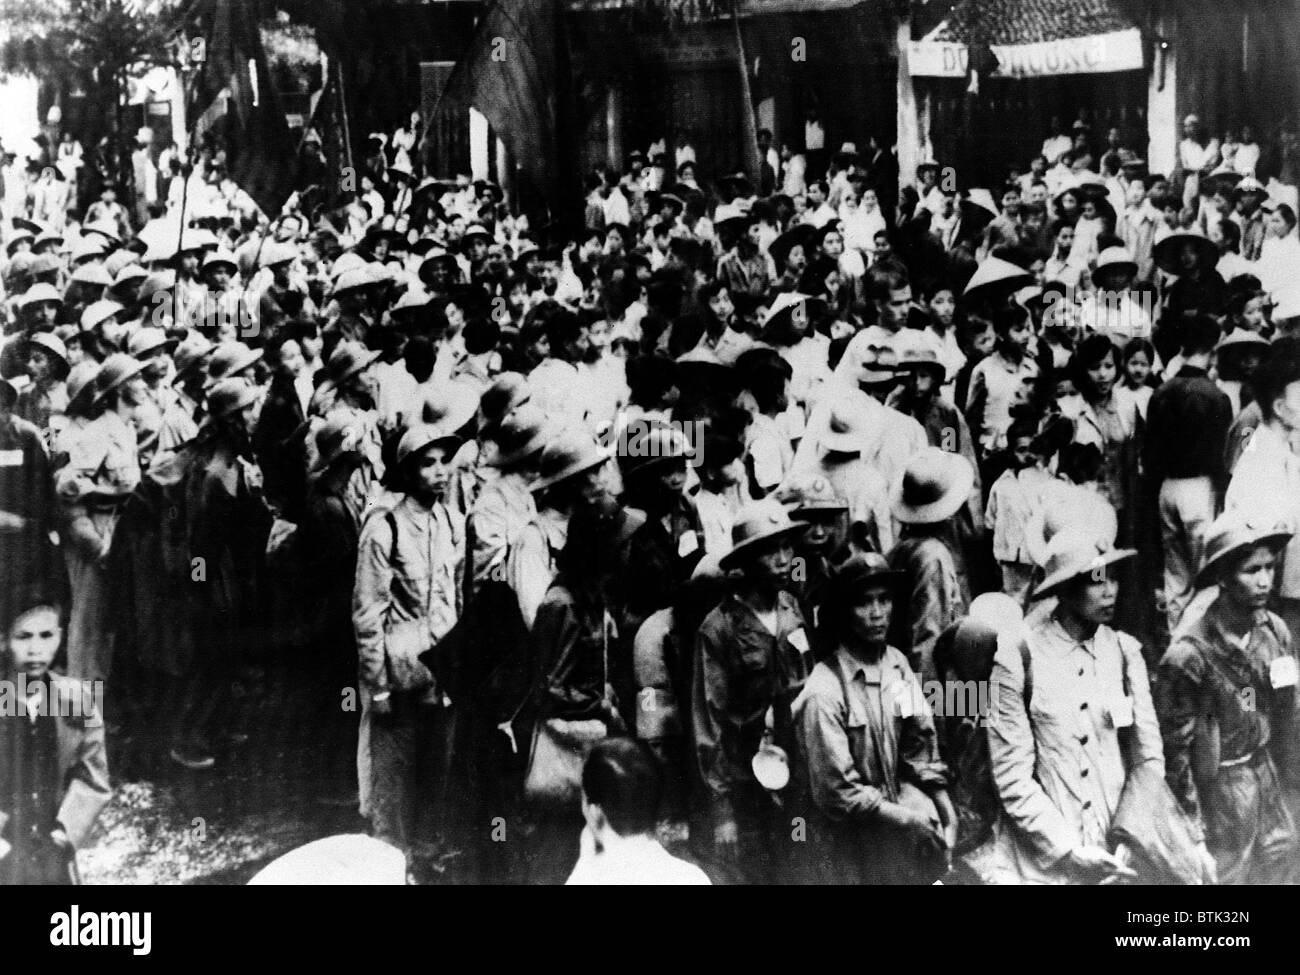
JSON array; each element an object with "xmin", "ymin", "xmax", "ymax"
[{"xmin": 3, "ymin": 103, "xmax": 1300, "ymax": 886}]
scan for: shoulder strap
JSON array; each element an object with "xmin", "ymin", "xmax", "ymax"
[{"xmin": 1020, "ymin": 639, "xmax": 1033, "ymax": 709}]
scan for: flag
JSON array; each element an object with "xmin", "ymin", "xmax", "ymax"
[
  {"xmin": 435, "ymin": 0, "xmax": 566, "ymax": 203},
  {"xmin": 190, "ymin": 0, "xmax": 297, "ymax": 217}
]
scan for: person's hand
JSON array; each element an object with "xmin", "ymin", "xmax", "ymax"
[
  {"xmin": 370, "ymin": 692, "xmax": 393, "ymax": 717},
  {"xmin": 1069, "ymin": 844, "xmax": 1133, "ymax": 882},
  {"xmin": 932, "ymin": 790, "xmax": 959, "ymax": 863},
  {"xmin": 713, "ymin": 819, "xmax": 739, "ymax": 851},
  {"xmin": 1194, "ymin": 842, "xmax": 1218, "ymax": 885}
]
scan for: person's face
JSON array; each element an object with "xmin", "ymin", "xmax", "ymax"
[
  {"xmin": 879, "ymin": 285, "xmax": 912, "ymax": 331},
  {"xmin": 708, "ymin": 287, "xmax": 734, "ymax": 323},
  {"xmin": 1232, "ymin": 296, "xmax": 1263, "ymax": 330},
  {"xmin": 1010, "ymin": 436, "xmax": 1037, "ymax": 470},
  {"xmin": 1125, "ymin": 350, "xmax": 1151, "ymax": 387},
  {"xmin": 654, "ymin": 459, "xmax": 688, "ymax": 499},
  {"xmin": 411, "ymin": 442, "xmax": 453, "ymax": 500},
  {"xmin": 1242, "ymin": 125, "xmax": 1256, "ymax": 143},
  {"xmin": 1006, "ymin": 320, "xmax": 1032, "ymax": 353},
  {"xmin": 299, "ymin": 330, "xmax": 323, "ymax": 363},
  {"xmin": 1178, "ymin": 241, "xmax": 1200, "ymax": 272},
  {"xmin": 680, "ymin": 165, "xmax": 695, "ymax": 184},
  {"xmin": 971, "ymin": 325, "xmax": 996, "ymax": 356},
  {"xmin": 1055, "ymin": 225, "xmax": 1075, "ymax": 254},
  {"xmin": 120, "ymin": 375, "xmax": 149, "ymax": 407},
  {"xmin": 32, "ymin": 301, "xmax": 59, "ymax": 327},
  {"xmin": 929, "ymin": 290, "xmax": 955, "ymax": 326},
  {"xmin": 1088, "ymin": 352, "xmax": 1118, "ymax": 397},
  {"xmin": 748, "ymin": 538, "xmax": 795, "ymax": 589},
  {"xmin": 1272, "ymin": 379, "xmax": 1300, "ymax": 431},
  {"xmin": 26, "ymin": 348, "xmax": 52, "ymax": 384},
  {"xmin": 236, "ymin": 398, "xmax": 261, "ymax": 438},
  {"xmin": 873, "ymin": 231, "xmax": 890, "ymax": 255},
  {"xmin": 445, "ymin": 301, "xmax": 465, "ymax": 332},
  {"xmin": 178, "ymin": 250, "xmax": 200, "ymax": 276},
  {"xmin": 795, "ymin": 510, "xmax": 847, "ymax": 553},
  {"xmin": 1055, "ymin": 376, "xmax": 1078, "ymax": 401},
  {"xmin": 206, "ymin": 266, "xmax": 232, "ymax": 291},
  {"xmin": 575, "ymin": 462, "xmax": 616, "ymax": 513},
  {"xmin": 605, "ymin": 228, "xmax": 625, "ymax": 252},
  {"xmin": 1268, "ymin": 210, "xmax": 1290, "ymax": 238},
  {"xmin": 1107, "ymin": 127, "xmax": 1121, "ymax": 148},
  {"xmin": 1060, "ymin": 568, "xmax": 1119, "ymax": 624},
  {"xmin": 142, "ymin": 351, "xmax": 169, "ymax": 386},
  {"xmin": 1221, "ymin": 545, "xmax": 1277, "ymax": 611},
  {"xmin": 1236, "ymin": 348, "xmax": 1264, "ymax": 379},
  {"xmin": 7, "ymin": 606, "xmax": 60, "ymax": 678},
  {"xmin": 277, "ymin": 338, "xmax": 306, "ymax": 377},
  {"xmin": 792, "ymin": 194, "xmax": 808, "ymax": 215},
  {"xmin": 588, "ymin": 318, "xmax": 611, "ymax": 355},
  {"xmin": 907, "ymin": 366, "xmax": 936, "ymax": 399},
  {"xmin": 939, "ymin": 193, "xmax": 956, "ymax": 217},
  {"xmin": 1082, "ymin": 200, "xmax": 1098, "ymax": 220},
  {"xmin": 65, "ymin": 341, "xmax": 87, "ymax": 367},
  {"xmin": 1002, "ymin": 190, "xmax": 1021, "ymax": 215},
  {"xmin": 861, "ymin": 189, "xmax": 879, "ymax": 212},
  {"xmin": 1031, "ymin": 157, "xmax": 1047, "ymax": 176},
  {"xmin": 1183, "ymin": 119, "xmax": 1198, "ymax": 139},
  {"xmin": 822, "ymin": 230, "xmax": 843, "ymax": 258},
  {"xmin": 808, "ymin": 183, "xmax": 825, "ymax": 205},
  {"xmin": 785, "ymin": 244, "xmax": 806, "ymax": 274},
  {"xmin": 848, "ymin": 584, "xmax": 893, "ymax": 645}
]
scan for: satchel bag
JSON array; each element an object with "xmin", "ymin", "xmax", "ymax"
[{"xmin": 523, "ymin": 607, "xmax": 616, "ymax": 805}]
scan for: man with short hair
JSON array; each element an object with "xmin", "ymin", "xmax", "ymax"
[{"xmin": 566, "ymin": 737, "xmax": 711, "ymax": 884}]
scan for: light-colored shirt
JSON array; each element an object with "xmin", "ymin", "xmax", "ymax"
[
  {"xmin": 1226, "ymin": 421, "xmax": 1300, "ymax": 598},
  {"xmin": 566, "ymin": 831, "xmax": 711, "ymax": 885}
]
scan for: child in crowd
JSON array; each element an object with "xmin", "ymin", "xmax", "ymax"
[
  {"xmin": 1115, "ymin": 337, "xmax": 1157, "ymax": 421},
  {"xmin": 984, "ymin": 418, "xmax": 1052, "ymax": 604}
]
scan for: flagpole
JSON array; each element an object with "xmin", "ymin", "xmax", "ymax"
[
  {"xmin": 731, "ymin": 2, "xmax": 762, "ymax": 184},
  {"xmin": 335, "ymin": 58, "xmax": 355, "ymax": 182}
]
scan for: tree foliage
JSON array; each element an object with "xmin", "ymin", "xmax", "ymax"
[{"xmin": 0, "ymin": 0, "xmax": 189, "ymax": 87}]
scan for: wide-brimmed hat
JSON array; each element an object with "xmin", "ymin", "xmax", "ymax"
[
  {"xmin": 1024, "ymin": 486, "xmax": 1118, "ymax": 567},
  {"xmin": 489, "ymin": 403, "xmax": 551, "ymax": 468},
  {"xmin": 19, "ymin": 283, "xmax": 64, "ymax": 309},
  {"xmin": 205, "ymin": 341, "xmax": 263, "ymax": 390},
  {"xmin": 1032, "ymin": 530, "xmax": 1136, "ymax": 600},
  {"xmin": 623, "ymin": 423, "xmax": 692, "ymax": 477},
  {"xmin": 311, "ymin": 411, "xmax": 363, "ymax": 473},
  {"xmin": 91, "ymin": 352, "xmax": 145, "ymax": 406},
  {"xmin": 820, "ymin": 552, "xmax": 905, "ymax": 604},
  {"xmin": 203, "ymin": 249, "xmax": 240, "ymax": 275},
  {"xmin": 478, "ymin": 371, "xmax": 531, "ymax": 431},
  {"xmin": 1153, "ymin": 232, "xmax": 1219, "ymax": 276},
  {"xmin": 890, "ymin": 448, "xmax": 975, "ymax": 525},
  {"xmin": 760, "ymin": 291, "xmax": 825, "ymax": 330},
  {"xmin": 70, "ymin": 236, "xmax": 106, "ymax": 264},
  {"xmin": 1217, "ymin": 328, "xmax": 1271, "ymax": 354},
  {"xmin": 528, "ymin": 431, "xmax": 611, "ymax": 493},
  {"xmin": 65, "ymin": 360, "xmax": 100, "ymax": 413},
  {"xmin": 206, "ymin": 376, "xmax": 261, "ymax": 420},
  {"xmin": 944, "ymin": 592, "xmax": 1024, "ymax": 683},
  {"xmin": 1233, "ymin": 176, "xmax": 1268, "ymax": 199},
  {"xmin": 894, "ymin": 329, "xmax": 946, "ymax": 380},
  {"xmin": 779, "ymin": 474, "xmax": 849, "ymax": 515},
  {"xmin": 422, "ymin": 380, "xmax": 480, "ymax": 434},
  {"xmin": 460, "ymin": 225, "xmax": 492, "ymax": 248},
  {"xmin": 330, "ymin": 267, "xmax": 375, "ymax": 298},
  {"xmin": 963, "ymin": 188, "xmax": 1000, "ymax": 217},
  {"xmin": 172, "ymin": 333, "xmax": 215, "ymax": 380},
  {"xmin": 109, "ymin": 264, "xmax": 149, "ymax": 293},
  {"xmin": 319, "ymin": 341, "xmax": 379, "ymax": 389},
  {"xmin": 418, "ymin": 249, "xmax": 460, "ymax": 285},
  {"xmin": 82, "ymin": 220, "xmax": 122, "ymax": 248},
  {"xmin": 127, "ymin": 326, "xmax": 177, "ymax": 360},
  {"xmin": 26, "ymin": 331, "xmax": 68, "ymax": 370},
  {"xmin": 29, "ymin": 253, "xmax": 62, "ymax": 278},
  {"xmin": 5, "ymin": 228, "xmax": 34, "ymax": 254},
  {"xmin": 70, "ymin": 263, "xmax": 113, "ymax": 288},
  {"xmin": 820, "ymin": 399, "xmax": 869, "ymax": 453},
  {"xmin": 842, "ymin": 327, "xmax": 899, "ymax": 385},
  {"xmin": 720, "ymin": 499, "xmax": 810, "ymax": 570},
  {"xmin": 1093, "ymin": 246, "xmax": 1138, "ymax": 279},
  {"xmin": 963, "ymin": 256, "xmax": 1033, "ymax": 299},
  {"xmin": 1194, "ymin": 510, "xmax": 1293, "ymax": 589},
  {"xmin": 80, "ymin": 299, "xmax": 125, "ymax": 331}
]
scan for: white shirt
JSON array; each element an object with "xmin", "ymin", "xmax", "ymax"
[{"xmin": 566, "ymin": 831, "xmax": 711, "ymax": 886}]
